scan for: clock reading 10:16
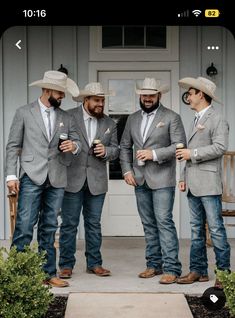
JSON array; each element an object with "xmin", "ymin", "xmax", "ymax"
[{"xmin": 23, "ymin": 10, "xmax": 46, "ymax": 17}]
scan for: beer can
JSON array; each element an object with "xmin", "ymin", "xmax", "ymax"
[{"xmin": 58, "ymin": 133, "xmax": 68, "ymax": 151}]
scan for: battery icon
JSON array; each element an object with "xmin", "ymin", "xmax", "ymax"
[{"xmin": 205, "ymin": 9, "xmax": 220, "ymax": 17}]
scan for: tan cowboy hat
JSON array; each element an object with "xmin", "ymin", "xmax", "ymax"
[
  {"xmin": 73, "ymin": 82, "xmax": 114, "ymax": 102},
  {"xmin": 29, "ymin": 70, "xmax": 80, "ymax": 97},
  {"xmin": 135, "ymin": 78, "xmax": 170, "ymax": 95},
  {"xmin": 178, "ymin": 76, "xmax": 221, "ymax": 104}
]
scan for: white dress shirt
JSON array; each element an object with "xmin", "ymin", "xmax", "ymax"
[
  {"xmin": 38, "ymin": 98, "xmax": 56, "ymax": 140},
  {"xmin": 141, "ymin": 106, "xmax": 160, "ymax": 162},
  {"xmin": 194, "ymin": 105, "xmax": 212, "ymax": 123},
  {"xmin": 193, "ymin": 105, "xmax": 212, "ymax": 158},
  {"xmin": 82, "ymin": 106, "xmax": 97, "ymax": 147}
]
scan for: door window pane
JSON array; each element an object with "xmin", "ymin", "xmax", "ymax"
[{"xmin": 108, "ymin": 80, "xmax": 136, "ymax": 113}]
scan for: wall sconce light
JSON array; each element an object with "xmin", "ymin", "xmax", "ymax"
[
  {"xmin": 57, "ymin": 64, "xmax": 68, "ymax": 75},
  {"xmin": 182, "ymin": 92, "xmax": 190, "ymax": 105},
  {"xmin": 206, "ymin": 63, "xmax": 218, "ymax": 78}
]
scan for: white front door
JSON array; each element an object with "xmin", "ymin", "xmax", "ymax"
[{"xmin": 92, "ymin": 65, "xmax": 180, "ymax": 236}]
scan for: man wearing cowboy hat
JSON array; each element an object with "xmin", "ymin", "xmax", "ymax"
[
  {"xmin": 120, "ymin": 78, "xmax": 186, "ymax": 284},
  {"xmin": 176, "ymin": 76, "xmax": 230, "ymax": 288},
  {"xmin": 58, "ymin": 82, "xmax": 119, "ymax": 278},
  {"xmin": 6, "ymin": 70, "xmax": 81, "ymax": 288}
]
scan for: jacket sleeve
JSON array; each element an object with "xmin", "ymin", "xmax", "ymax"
[
  {"xmin": 155, "ymin": 113, "xmax": 187, "ymax": 164},
  {"xmin": 5, "ymin": 108, "xmax": 24, "ymax": 177},
  {"xmin": 119, "ymin": 116, "xmax": 134, "ymax": 175}
]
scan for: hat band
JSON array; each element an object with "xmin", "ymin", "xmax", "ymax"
[{"xmin": 141, "ymin": 88, "xmax": 158, "ymax": 91}]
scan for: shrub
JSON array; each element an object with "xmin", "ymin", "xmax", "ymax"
[
  {"xmin": 216, "ymin": 269, "xmax": 235, "ymax": 317},
  {"xmin": 0, "ymin": 245, "xmax": 53, "ymax": 318}
]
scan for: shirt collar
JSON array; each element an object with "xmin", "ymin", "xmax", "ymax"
[
  {"xmin": 82, "ymin": 105, "xmax": 93, "ymax": 121},
  {"xmin": 141, "ymin": 103, "xmax": 161, "ymax": 117},
  {"xmin": 196, "ymin": 104, "xmax": 212, "ymax": 118},
  {"xmin": 38, "ymin": 98, "xmax": 54, "ymax": 112}
]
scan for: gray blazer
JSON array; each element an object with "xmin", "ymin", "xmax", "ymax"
[
  {"xmin": 181, "ymin": 106, "xmax": 229, "ymax": 196},
  {"xmin": 5, "ymin": 101, "xmax": 81, "ymax": 188},
  {"xmin": 65, "ymin": 105, "xmax": 119, "ymax": 195},
  {"xmin": 120, "ymin": 104, "xmax": 186, "ymax": 189}
]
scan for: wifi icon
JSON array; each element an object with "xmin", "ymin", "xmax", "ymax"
[{"xmin": 192, "ymin": 9, "xmax": 202, "ymax": 17}]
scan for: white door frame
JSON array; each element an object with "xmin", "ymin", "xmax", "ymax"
[{"xmin": 88, "ymin": 61, "xmax": 181, "ymax": 235}]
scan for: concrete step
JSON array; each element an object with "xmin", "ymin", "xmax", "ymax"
[{"xmin": 65, "ymin": 292, "xmax": 193, "ymax": 318}]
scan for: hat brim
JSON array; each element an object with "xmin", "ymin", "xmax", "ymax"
[
  {"xmin": 73, "ymin": 89, "xmax": 115, "ymax": 102},
  {"xmin": 29, "ymin": 78, "xmax": 79, "ymax": 98},
  {"xmin": 135, "ymin": 85, "xmax": 170, "ymax": 95},
  {"xmin": 178, "ymin": 77, "xmax": 222, "ymax": 104}
]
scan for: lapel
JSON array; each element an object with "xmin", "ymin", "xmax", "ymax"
[
  {"xmin": 188, "ymin": 106, "xmax": 214, "ymax": 142},
  {"xmin": 95, "ymin": 117, "xmax": 105, "ymax": 140},
  {"xmin": 51, "ymin": 108, "xmax": 63, "ymax": 141},
  {"xmin": 134, "ymin": 111, "xmax": 143, "ymax": 146},
  {"xmin": 144, "ymin": 104, "xmax": 165, "ymax": 144},
  {"xmin": 30, "ymin": 101, "xmax": 48, "ymax": 141},
  {"xmin": 75, "ymin": 105, "xmax": 90, "ymax": 146}
]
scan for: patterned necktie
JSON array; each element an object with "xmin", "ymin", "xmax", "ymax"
[{"xmin": 45, "ymin": 109, "xmax": 52, "ymax": 139}]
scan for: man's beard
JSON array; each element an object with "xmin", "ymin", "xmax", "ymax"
[
  {"xmin": 48, "ymin": 96, "xmax": 61, "ymax": 108},
  {"xmin": 139, "ymin": 99, "xmax": 159, "ymax": 114},
  {"xmin": 87, "ymin": 106, "xmax": 104, "ymax": 119}
]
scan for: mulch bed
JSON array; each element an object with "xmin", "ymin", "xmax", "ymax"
[
  {"xmin": 44, "ymin": 295, "xmax": 232, "ymax": 318},
  {"xmin": 186, "ymin": 295, "xmax": 231, "ymax": 318},
  {"xmin": 44, "ymin": 296, "xmax": 68, "ymax": 318}
]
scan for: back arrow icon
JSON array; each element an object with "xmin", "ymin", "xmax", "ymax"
[{"xmin": 16, "ymin": 40, "xmax": 22, "ymax": 50}]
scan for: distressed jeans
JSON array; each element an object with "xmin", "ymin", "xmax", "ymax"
[
  {"xmin": 59, "ymin": 181, "xmax": 106, "ymax": 270},
  {"xmin": 135, "ymin": 183, "xmax": 181, "ymax": 276},
  {"xmin": 187, "ymin": 191, "xmax": 230, "ymax": 275},
  {"xmin": 12, "ymin": 174, "xmax": 64, "ymax": 278}
]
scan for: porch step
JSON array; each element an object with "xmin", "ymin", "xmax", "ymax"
[{"xmin": 65, "ymin": 292, "xmax": 193, "ymax": 318}]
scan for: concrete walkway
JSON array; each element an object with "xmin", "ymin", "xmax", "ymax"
[
  {"xmin": 65, "ymin": 293, "xmax": 193, "ymax": 318},
  {"xmin": 50, "ymin": 238, "xmax": 235, "ymax": 295},
  {"xmin": 1, "ymin": 238, "xmax": 234, "ymax": 317}
]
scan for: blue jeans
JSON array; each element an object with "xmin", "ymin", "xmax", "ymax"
[
  {"xmin": 59, "ymin": 181, "xmax": 106, "ymax": 270},
  {"xmin": 187, "ymin": 191, "xmax": 230, "ymax": 275},
  {"xmin": 12, "ymin": 174, "xmax": 64, "ymax": 278},
  {"xmin": 135, "ymin": 183, "xmax": 181, "ymax": 276}
]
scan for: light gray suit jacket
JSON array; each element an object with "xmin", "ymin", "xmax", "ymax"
[
  {"xmin": 5, "ymin": 101, "xmax": 81, "ymax": 188},
  {"xmin": 120, "ymin": 104, "xmax": 186, "ymax": 189},
  {"xmin": 65, "ymin": 105, "xmax": 119, "ymax": 195},
  {"xmin": 181, "ymin": 106, "xmax": 229, "ymax": 196}
]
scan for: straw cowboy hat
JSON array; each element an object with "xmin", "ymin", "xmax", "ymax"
[
  {"xmin": 73, "ymin": 82, "xmax": 114, "ymax": 102},
  {"xmin": 135, "ymin": 78, "xmax": 170, "ymax": 95},
  {"xmin": 178, "ymin": 76, "xmax": 221, "ymax": 104},
  {"xmin": 29, "ymin": 70, "xmax": 80, "ymax": 97}
]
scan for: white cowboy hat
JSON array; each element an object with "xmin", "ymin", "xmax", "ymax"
[
  {"xmin": 29, "ymin": 70, "xmax": 80, "ymax": 97},
  {"xmin": 73, "ymin": 82, "xmax": 114, "ymax": 102},
  {"xmin": 178, "ymin": 76, "xmax": 221, "ymax": 104},
  {"xmin": 135, "ymin": 78, "xmax": 170, "ymax": 95}
]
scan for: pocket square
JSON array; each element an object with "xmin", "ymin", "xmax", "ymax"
[
  {"xmin": 197, "ymin": 124, "xmax": 205, "ymax": 130},
  {"xmin": 156, "ymin": 122, "xmax": 165, "ymax": 128},
  {"xmin": 59, "ymin": 122, "xmax": 64, "ymax": 127},
  {"xmin": 104, "ymin": 128, "xmax": 110, "ymax": 134}
]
